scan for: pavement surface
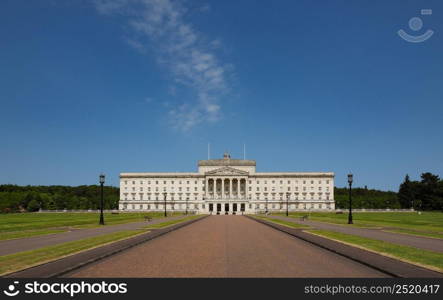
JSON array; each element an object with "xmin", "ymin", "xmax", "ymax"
[
  {"xmin": 0, "ymin": 215, "xmax": 187, "ymax": 256},
  {"xmin": 269, "ymin": 215, "xmax": 443, "ymax": 253},
  {"xmin": 67, "ymin": 215, "xmax": 388, "ymax": 277}
]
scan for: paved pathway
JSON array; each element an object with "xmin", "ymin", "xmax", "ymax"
[
  {"xmin": 0, "ymin": 215, "xmax": 186, "ymax": 256},
  {"xmin": 68, "ymin": 216, "xmax": 388, "ymax": 277},
  {"xmin": 270, "ymin": 215, "xmax": 443, "ymax": 253}
]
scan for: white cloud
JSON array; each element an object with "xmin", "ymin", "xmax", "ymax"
[{"xmin": 94, "ymin": 0, "xmax": 230, "ymax": 131}]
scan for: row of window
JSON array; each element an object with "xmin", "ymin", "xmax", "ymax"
[
  {"xmin": 122, "ymin": 179, "xmax": 332, "ymax": 186},
  {"xmin": 124, "ymin": 186, "xmax": 203, "ymax": 192},
  {"xmin": 249, "ymin": 186, "xmax": 330, "ymax": 192},
  {"xmin": 122, "ymin": 203, "xmax": 333, "ymax": 210},
  {"xmin": 123, "ymin": 194, "xmax": 330, "ymax": 201}
]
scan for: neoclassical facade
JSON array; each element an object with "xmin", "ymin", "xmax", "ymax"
[{"xmin": 119, "ymin": 153, "xmax": 335, "ymax": 214}]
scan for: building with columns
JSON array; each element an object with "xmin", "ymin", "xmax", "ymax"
[{"xmin": 119, "ymin": 153, "xmax": 335, "ymax": 214}]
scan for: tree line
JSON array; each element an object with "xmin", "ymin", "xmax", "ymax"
[
  {"xmin": 335, "ymin": 172, "xmax": 443, "ymax": 211},
  {"xmin": 0, "ymin": 185, "xmax": 119, "ymax": 213}
]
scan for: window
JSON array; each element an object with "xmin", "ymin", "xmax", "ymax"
[
  {"xmin": 280, "ymin": 180, "xmax": 283, "ymax": 184},
  {"xmin": 140, "ymin": 181, "xmax": 143, "ymax": 184},
  {"xmin": 163, "ymin": 181, "xmax": 166, "ymax": 184},
  {"xmin": 288, "ymin": 187, "xmax": 291, "ymax": 191},
  {"xmin": 179, "ymin": 181, "xmax": 182, "ymax": 184},
  {"xmin": 187, "ymin": 181, "xmax": 189, "ymax": 184},
  {"xmin": 194, "ymin": 187, "xmax": 197, "ymax": 191},
  {"xmin": 195, "ymin": 181, "xmax": 197, "ymax": 184},
  {"xmin": 249, "ymin": 180, "xmax": 252, "ymax": 184},
  {"xmin": 155, "ymin": 181, "xmax": 158, "ymax": 184},
  {"xmin": 140, "ymin": 187, "xmax": 143, "ymax": 191},
  {"xmin": 124, "ymin": 181, "xmax": 127, "ymax": 185},
  {"xmin": 303, "ymin": 181, "xmax": 306, "ymax": 184},
  {"xmin": 311, "ymin": 180, "xmax": 314, "ymax": 184},
  {"xmin": 326, "ymin": 180, "xmax": 330, "ymax": 184},
  {"xmin": 288, "ymin": 181, "xmax": 290, "ymax": 184},
  {"xmin": 132, "ymin": 181, "xmax": 135, "ymax": 184},
  {"xmin": 272, "ymin": 180, "xmax": 275, "ymax": 184}
]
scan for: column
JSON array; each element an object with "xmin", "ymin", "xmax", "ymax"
[
  {"xmin": 213, "ymin": 178, "xmax": 216, "ymax": 197},
  {"xmin": 229, "ymin": 178, "xmax": 233, "ymax": 200},
  {"xmin": 205, "ymin": 178, "xmax": 208, "ymax": 199},
  {"xmin": 237, "ymin": 178, "xmax": 241, "ymax": 198},
  {"xmin": 221, "ymin": 179, "xmax": 224, "ymax": 199},
  {"xmin": 245, "ymin": 178, "xmax": 248, "ymax": 200}
]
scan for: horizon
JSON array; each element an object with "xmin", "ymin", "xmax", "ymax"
[{"xmin": 1, "ymin": 0, "xmax": 442, "ymax": 191}]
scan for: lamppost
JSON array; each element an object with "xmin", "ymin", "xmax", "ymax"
[
  {"xmin": 286, "ymin": 192, "xmax": 290, "ymax": 216},
  {"xmin": 163, "ymin": 192, "xmax": 167, "ymax": 217},
  {"xmin": 347, "ymin": 173, "xmax": 353, "ymax": 224},
  {"xmin": 99, "ymin": 174, "xmax": 105, "ymax": 225},
  {"xmin": 265, "ymin": 197, "xmax": 268, "ymax": 214}
]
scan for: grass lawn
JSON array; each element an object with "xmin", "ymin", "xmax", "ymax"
[
  {"xmin": 0, "ymin": 212, "xmax": 179, "ymax": 234},
  {"xmin": 143, "ymin": 215, "xmax": 203, "ymax": 229},
  {"xmin": 0, "ymin": 229, "xmax": 147, "ymax": 276},
  {"xmin": 306, "ymin": 229, "xmax": 443, "ymax": 273},
  {"xmin": 251, "ymin": 215, "xmax": 310, "ymax": 229},
  {"xmin": 382, "ymin": 228, "xmax": 443, "ymax": 240},
  {"xmin": 274, "ymin": 212, "xmax": 443, "ymax": 236},
  {"xmin": 0, "ymin": 229, "xmax": 68, "ymax": 241}
]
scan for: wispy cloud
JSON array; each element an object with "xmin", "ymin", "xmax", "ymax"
[{"xmin": 94, "ymin": 0, "xmax": 230, "ymax": 131}]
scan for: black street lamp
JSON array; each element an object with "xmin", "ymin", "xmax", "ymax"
[
  {"xmin": 347, "ymin": 173, "xmax": 353, "ymax": 224},
  {"xmin": 99, "ymin": 174, "xmax": 105, "ymax": 225},
  {"xmin": 286, "ymin": 192, "xmax": 290, "ymax": 216},
  {"xmin": 163, "ymin": 192, "xmax": 167, "ymax": 217}
]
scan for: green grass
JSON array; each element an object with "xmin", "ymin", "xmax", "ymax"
[
  {"xmin": 306, "ymin": 229, "xmax": 443, "ymax": 273},
  {"xmin": 382, "ymin": 228, "xmax": 443, "ymax": 240},
  {"xmin": 0, "ymin": 212, "xmax": 178, "ymax": 233},
  {"xmin": 0, "ymin": 229, "xmax": 147, "ymax": 276},
  {"xmin": 143, "ymin": 215, "xmax": 203, "ymax": 229},
  {"xmin": 0, "ymin": 229, "xmax": 67, "ymax": 241},
  {"xmin": 252, "ymin": 215, "xmax": 310, "ymax": 229},
  {"xmin": 274, "ymin": 212, "xmax": 443, "ymax": 234}
]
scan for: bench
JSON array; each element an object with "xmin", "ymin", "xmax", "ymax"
[
  {"xmin": 144, "ymin": 216, "xmax": 152, "ymax": 222},
  {"xmin": 300, "ymin": 215, "xmax": 309, "ymax": 221}
]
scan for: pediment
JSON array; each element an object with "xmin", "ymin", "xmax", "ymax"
[{"xmin": 205, "ymin": 167, "xmax": 249, "ymax": 176}]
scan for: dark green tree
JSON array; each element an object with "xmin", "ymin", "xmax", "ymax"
[{"xmin": 398, "ymin": 174, "xmax": 415, "ymax": 208}]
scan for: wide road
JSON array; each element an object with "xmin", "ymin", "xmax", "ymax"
[{"xmin": 68, "ymin": 216, "xmax": 388, "ymax": 277}]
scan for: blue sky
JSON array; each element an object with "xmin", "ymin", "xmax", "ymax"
[{"xmin": 1, "ymin": 0, "xmax": 442, "ymax": 190}]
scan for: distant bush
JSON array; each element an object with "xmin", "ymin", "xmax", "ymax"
[{"xmin": 0, "ymin": 185, "xmax": 119, "ymax": 213}]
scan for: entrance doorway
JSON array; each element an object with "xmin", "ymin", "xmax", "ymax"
[
  {"xmin": 209, "ymin": 203, "xmax": 213, "ymax": 214},
  {"xmin": 233, "ymin": 203, "xmax": 237, "ymax": 215},
  {"xmin": 241, "ymin": 203, "xmax": 245, "ymax": 214},
  {"xmin": 216, "ymin": 203, "xmax": 221, "ymax": 215},
  {"xmin": 224, "ymin": 203, "xmax": 229, "ymax": 215}
]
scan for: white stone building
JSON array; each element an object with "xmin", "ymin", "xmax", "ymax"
[{"xmin": 119, "ymin": 153, "xmax": 335, "ymax": 214}]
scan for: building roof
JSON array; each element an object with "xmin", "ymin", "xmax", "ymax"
[{"xmin": 198, "ymin": 152, "xmax": 256, "ymax": 167}]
